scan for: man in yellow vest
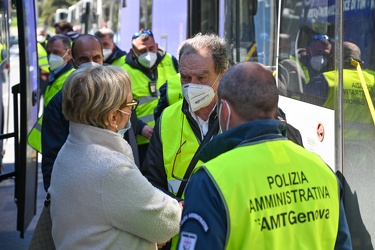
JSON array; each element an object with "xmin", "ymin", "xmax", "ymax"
[
  {"xmin": 94, "ymin": 28, "xmax": 127, "ymax": 66},
  {"xmin": 141, "ymin": 33, "xmax": 228, "ymax": 249},
  {"xmin": 41, "ymin": 34, "xmax": 104, "ymax": 191},
  {"xmin": 121, "ymin": 29, "xmax": 179, "ymax": 165},
  {"xmin": 177, "ymin": 62, "xmax": 352, "ymax": 249},
  {"xmin": 28, "ymin": 34, "xmax": 73, "ymax": 154}
]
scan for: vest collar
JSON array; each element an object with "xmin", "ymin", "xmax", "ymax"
[{"xmin": 198, "ymin": 119, "xmax": 287, "ymax": 162}]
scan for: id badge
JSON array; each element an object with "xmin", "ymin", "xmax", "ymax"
[{"xmin": 149, "ymin": 81, "xmax": 157, "ymax": 97}]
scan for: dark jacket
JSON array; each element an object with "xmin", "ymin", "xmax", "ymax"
[
  {"xmin": 141, "ymin": 100, "xmax": 219, "ymax": 200},
  {"xmin": 177, "ymin": 120, "xmax": 352, "ymax": 250},
  {"xmin": 104, "ymin": 45, "xmax": 126, "ymax": 65}
]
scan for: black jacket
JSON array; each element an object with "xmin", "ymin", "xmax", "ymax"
[
  {"xmin": 104, "ymin": 45, "xmax": 126, "ymax": 65},
  {"xmin": 141, "ymin": 100, "xmax": 219, "ymax": 200}
]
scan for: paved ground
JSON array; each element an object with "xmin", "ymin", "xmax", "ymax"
[{"xmin": 0, "ymin": 143, "xmax": 44, "ymax": 250}]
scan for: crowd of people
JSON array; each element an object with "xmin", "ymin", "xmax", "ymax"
[{"xmin": 29, "ymin": 20, "xmax": 353, "ymax": 249}]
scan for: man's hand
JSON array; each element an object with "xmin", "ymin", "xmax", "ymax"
[{"xmin": 141, "ymin": 125, "xmax": 154, "ymax": 139}]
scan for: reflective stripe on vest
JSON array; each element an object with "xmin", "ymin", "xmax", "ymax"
[
  {"xmin": 44, "ymin": 68, "xmax": 75, "ymax": 107},
  {"xmin": 323, "ymin": 69, "xmax": 375, "ymax": 141},
  {"xmin": 122, "ymin": 53, "xmax": 178, "ymax": 145},
  {"xmin": 27, "ymin": 115, "xmax": 43, "ymax": 153},
  {"xmin": 160, "ymin": 100, "xmax": 200, "ymax": 196},
  {"xmin": 201, "ymin": 140, "xmax": 340, "ymax": 250}
]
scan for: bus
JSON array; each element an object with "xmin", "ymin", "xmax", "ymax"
[
  {"xmin": 44, "ymin": 0, "xmax": 375, "ymax": 246},
  {"xmin": 0, "ymin": 0, "xmax": 39, "ymax": 238}
]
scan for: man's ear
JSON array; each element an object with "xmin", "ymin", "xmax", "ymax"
[
  {"xmin": 70, "ymin": 58, "xmax": 78, "ymax": 69},
  {"xmin": 65, "ymin": 49, "xmax": 72, "ymax": 62},
  {"xmin": 221, "ymin": 100, "xmax": 229, "ymax": 121}
]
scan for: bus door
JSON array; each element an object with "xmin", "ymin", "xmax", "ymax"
[{"xmin": 0, "ymin": 0, "xmax": 39, "ymax": 237}]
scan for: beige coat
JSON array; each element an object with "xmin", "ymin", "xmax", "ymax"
[{"xmin": 49, "ymin": 122, "xmax": 181, "ymax": 249}]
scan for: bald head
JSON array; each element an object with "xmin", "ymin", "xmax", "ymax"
[
  {"xmin": 72, "ymin": 34, "xmax": 103, "ymax": 67},
  {"xmin": 343, "ymin": 42, "xmax": 361, "ymax": 62},
  {"xmin": 218, "ymin": 62, "xmax": 279, "ymax": 121}
]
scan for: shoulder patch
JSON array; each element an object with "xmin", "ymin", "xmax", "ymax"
[
  {"xmin": 180, "ymin": 212, "xmax": 209, "ymax": 232},
  {"xmin": 178, "ymin": 232, "xmax": 197, "ymax": 250}
]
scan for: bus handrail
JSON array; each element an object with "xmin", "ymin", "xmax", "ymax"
[{"xmin": 351, "ymin": 58, "xmax": 375, "ymax": 125}]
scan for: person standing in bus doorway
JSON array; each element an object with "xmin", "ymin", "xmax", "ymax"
[
  {"xmin": 297, "ymin": 33, "xmax": 333, "ymax": 85},
  {"xmin": 121, "ymin": 29, "xmax": 179, "ymax": 165},
  {"xmin": 141, "ymin": 33, "xmax": 228, "ymax": 249},
  {"xmin": 54, "ymin": 20, "xmax": 79, "ymax": 41},
  {"xmin": 28, "ymin": 34, "xmax": 74, "ymax": 156},
  {"xmin": 177, "ymin": 61, "xmax": 352, "ymax": 250},
  {"xmin": 280, "ymin": 29, "xmax": 333, "ymax": 100},
  {"xmin": 94, "ymin": 28, "xmax": 127, "ymax": 66}
]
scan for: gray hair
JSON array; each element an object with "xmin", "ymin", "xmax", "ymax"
[
  {"xmin": 95, "ymin": 28, "xmax": 114, "ymax": 40},
  {"xmin": 48, "ymin": 34, "xmax": 71, "ymax": 50},
  {"xmin": 62, "ymin": 65, "xmax": 132, "ymax": 128},
  {"xmin": 179, "ymin": 33, "xmax": 229, "ymax": 74}
]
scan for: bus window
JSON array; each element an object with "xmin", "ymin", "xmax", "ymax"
[{"xmin": 278, "ymin": 1, "xmax": 375, "ymax": 247}]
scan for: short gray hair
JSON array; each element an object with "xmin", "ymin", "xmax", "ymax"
[
  {"xmin": 95, "ymin": 28, "xmax": 114, "ymax": 40},
  {"xmin": 48, "ymin": 34, "xmax": 71, "ymax": 50},
  {"xmin": 62, "ymin": 65, "xmax": 132, "ymax": 128},
  {"xmin": 179, "ymin": 33, "xmax": 229, "ymax": 74}
]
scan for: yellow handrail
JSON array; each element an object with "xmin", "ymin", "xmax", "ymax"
[{"xmin": 351, "ymin": 58, "xmax": 375, "ymax": 125}]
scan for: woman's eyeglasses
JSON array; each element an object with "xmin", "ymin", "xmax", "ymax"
[{"xmin": 126, "ymin": 99, "xmax": 139, "ymax": 111}]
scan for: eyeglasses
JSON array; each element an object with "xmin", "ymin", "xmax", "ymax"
[
  {"xmin": 126, "ymin": 99, "xmax": 139, "ymax": 111},
  {"xmin": 132, "ymin": 29, "xmax": 153, "ymax": 40},
  {"xmin": 313, "ymin": 34, "xmax": 331, "ymax": 42},
  {"xmin": 171, "ymin": 140, "xmax": 188, "ymax": 182}
]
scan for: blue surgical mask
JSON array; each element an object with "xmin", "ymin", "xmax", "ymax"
[{"xmin": 118, "ymin": 120, "xmax": 132, "ymax": 137}]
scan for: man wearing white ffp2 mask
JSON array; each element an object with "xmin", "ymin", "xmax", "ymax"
[
  {"xmin": 94, "ymin": 28, "xmax": 127, "ymax": 66},
  {"xmin": 121, "ymin": 29, "xmax": 179, "ymax": 166},
  {"xmin": 182, "ymin": 74, "xmax": 220, "ymax": 112}
]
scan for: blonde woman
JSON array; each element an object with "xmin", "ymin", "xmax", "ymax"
[{"xmin": 49, "ymin": 65, "xmax": 181, "ymax": 249}]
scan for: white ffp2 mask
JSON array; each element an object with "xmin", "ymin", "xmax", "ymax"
[{"xmin": 182, "ymin": 74, "xmax": 220, "ymax": 112}]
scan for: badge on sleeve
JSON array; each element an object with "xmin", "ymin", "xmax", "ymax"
[{"xmin": 178, "ymin": 232, "xmax": 197, "ymax": 250}]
